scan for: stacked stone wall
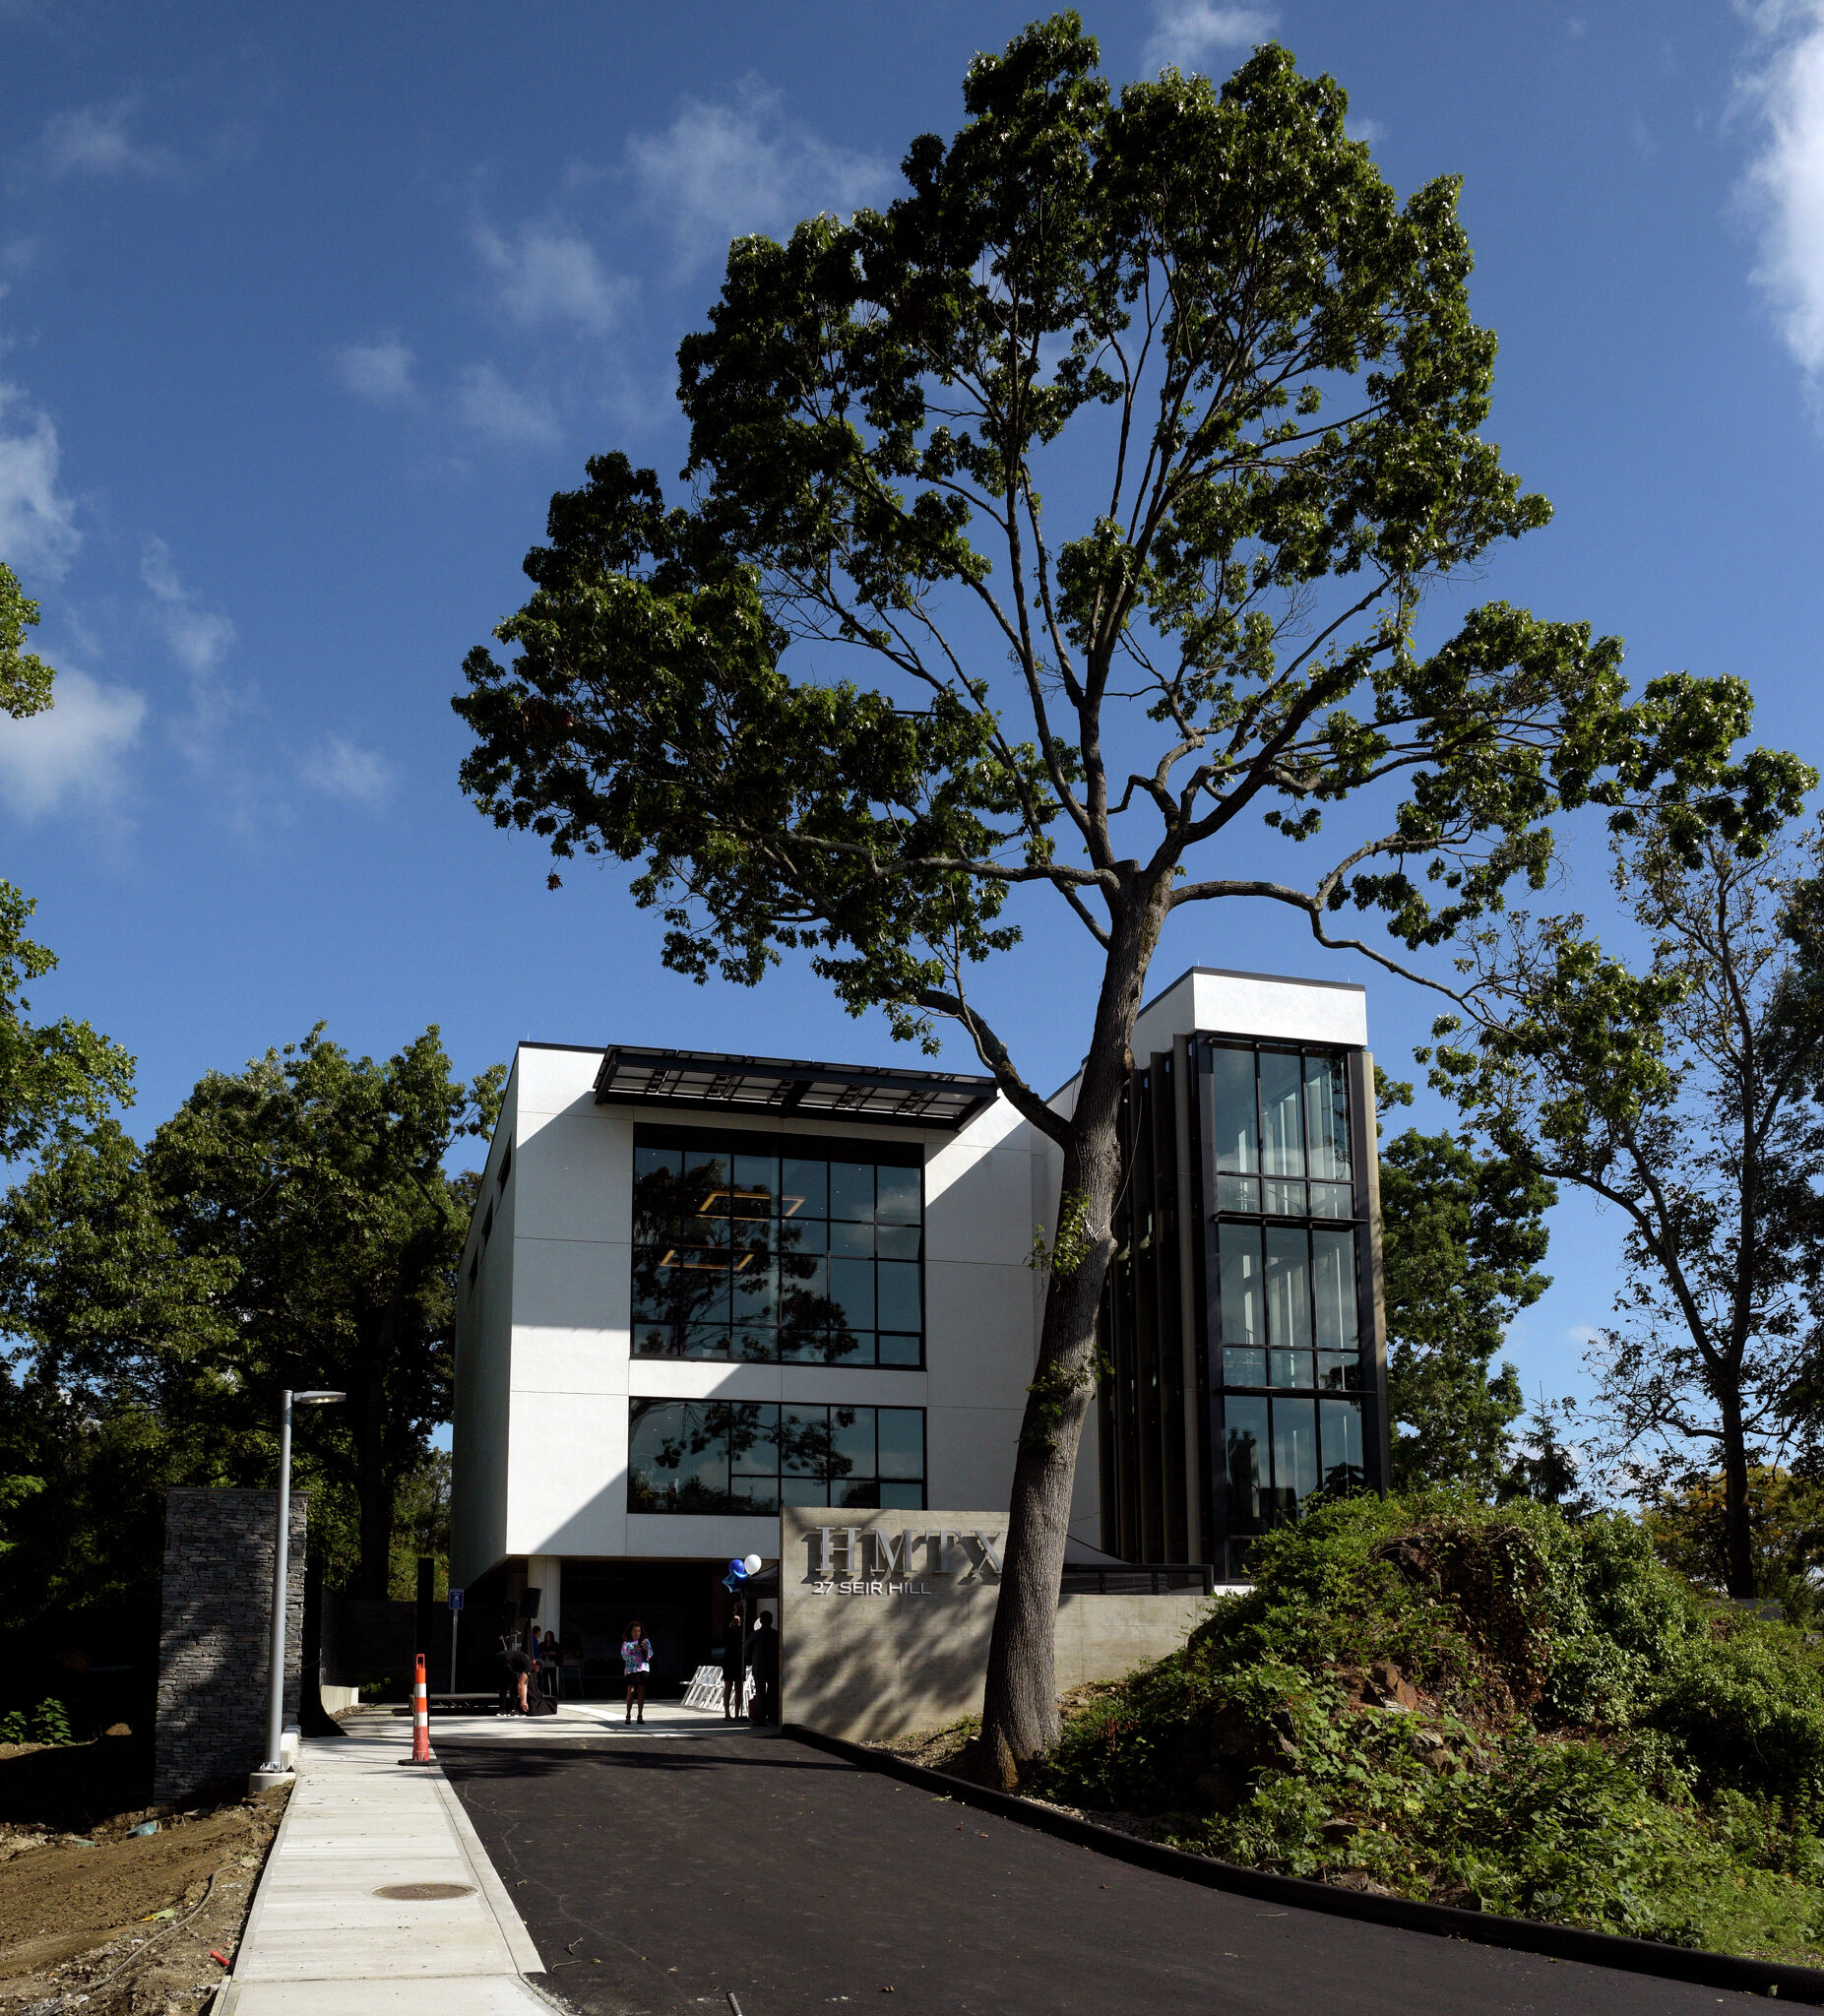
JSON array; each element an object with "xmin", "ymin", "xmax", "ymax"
[{"xmin": 154, "ymin": 1488, "xmax": 307, "ymax": 1801}]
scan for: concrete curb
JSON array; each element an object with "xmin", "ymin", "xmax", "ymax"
[
  {"xmin": 785, "ymin": 1723, "xmax": 1824, "ymax": 2005},
  {"xmin": 225, "ymin": 1773, "xmax": 304, "ymax": 1978},
  {"xmin": 430, "ymin": 1763, "xmax": 546, "ymax": 1975}
]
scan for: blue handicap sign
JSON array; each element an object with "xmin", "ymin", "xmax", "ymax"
[{"xmin": 448, "ymin": 1588, "xmax": 465, "ymax": 1611}]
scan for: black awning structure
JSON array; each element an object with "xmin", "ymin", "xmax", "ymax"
[{"xmin": 592, "ymin": 1045, "xmax": 1000, "ymax": 1132}]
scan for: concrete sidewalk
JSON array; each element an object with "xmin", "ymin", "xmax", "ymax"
[{"xmin": 218, "ymin": 1723, "xmax": 551, "ymax": 2015}]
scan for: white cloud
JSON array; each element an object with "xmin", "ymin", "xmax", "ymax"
[
  {"xmin": 334, "ymin": 335, "xmax": 417, "ymax": 405},
  {"xmin": 0, "ymin": 665, "xmax": 145, "ymax": 819},
  {"xmin": 453, "ymin": 362, "xmax": 560, "ymax": 446},
  {"xmin": 0, "ymin": 380, "xmax": 81, "ymax": 581},
  {"xmin": 1350, "ymin": 116, "xmax": 1389, "ymax": 146},
  {"xmin": 472, "ymin": 220, "xmax": 632, "ymax": 334},
  {"xmin": 40, "ymin": 98, "xmax": 176, "ymax": 180},
  {"xmin": 625, "ymin": 86, "xmax": 894, "ymax": 277},
  {"xmin": 300, "ymin": 735, "xmax": 394, "ymax": 808},
  {"xmin": 141, "ymin": 536, "xmax": 236, "ymax": 676},
  {"xmin": 1141, "ymin": 1, "xmax": 1279, "ymax": 74},
  {"xmin": 1739, "ymin": 3, "xmax": 1824, "ymax": 402}
]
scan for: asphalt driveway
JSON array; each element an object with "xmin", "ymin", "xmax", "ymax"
[{"xmin": 437, "ymin": 1726, "xmax": 1768, "ymax": 2016}]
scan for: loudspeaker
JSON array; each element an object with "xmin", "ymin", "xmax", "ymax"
[{"xmin": 518, "ymin": 1587, "xmax": 541, "ymax": 1619}]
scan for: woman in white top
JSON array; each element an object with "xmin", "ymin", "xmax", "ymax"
[{"xmin": 621, "ymin": 1620, "xmax": 653, "ymax": 1724}]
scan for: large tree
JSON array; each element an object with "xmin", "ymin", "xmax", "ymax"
[
  {"xmin": 453, "ymin": 21, "xmax": 1801, "ymax": 1777},
  {"xmin": 1428, "ymin": 813, "xmax": 1824, "ymax": 1597}
]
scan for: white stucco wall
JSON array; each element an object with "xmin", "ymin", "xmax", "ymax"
[
  {"xmin": 451, "ymin": 1041, "xmax": 1056, "ymax": 1585},
  {"xmin": 1131, "ymin": 965, "xmax": 1367, "ymax": 1057},
  {"xmin": 449, "ymin": 1059, "xmax": 520, "ymax": 1590}
]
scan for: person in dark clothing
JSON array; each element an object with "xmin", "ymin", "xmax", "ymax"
[
  {"xmin": 499, "ymin": 1630, "xmax": 534, "ymax": 1715},
  {"xmin": 748, "ymin": 1611, "xmax": 780, "ymax": 1725}
]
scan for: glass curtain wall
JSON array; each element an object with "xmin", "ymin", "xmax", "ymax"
[
  {"xmin": 627, "ymin": 1400, "xmax": 926, "ymax": 1512},
  {"xmin": 1210, "ymin": 1045, "xmax": 1366, "ymax": 1541},
  {"xmin": 630, "ymin": 1126, "xmax": 923, "ymax": 1366}
]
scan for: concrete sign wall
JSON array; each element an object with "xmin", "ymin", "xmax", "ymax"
[{"xmin": 780, "ymin": 1507, "xmax": 1211, "ymax": 1741}]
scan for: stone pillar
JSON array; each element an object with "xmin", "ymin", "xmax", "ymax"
[
  {"xmin": 155, "ymin": 1488, "xmax": 307, "ymax": 1801},
  {"xmin": 526, "ymin": 1553, "xmax": 562, "ymax": 1639}
]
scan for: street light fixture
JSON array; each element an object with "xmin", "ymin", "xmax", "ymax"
[{"xmin": 254, "ymin": 1389, "xmax": 346, "ymax": 1789}]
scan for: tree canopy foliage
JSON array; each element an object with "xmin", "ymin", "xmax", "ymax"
[
  {"xmin": 0, "ymin": 560, "xmax": 54, "ymax": 722},
  {"xmin": 1428, "ymin": 813, "xmax": 1824, "ymax": 1596},
  {"xmin": 1377, "ymin": 1089, "xmax": 1555, "ymax": 1495},
  {"xmin": 453, "ymin": 16, "xmax": 1804, "ymax": 1776},
  {"xmin": 0, "ymin": 1027, "xmax": 502, "ymax": 1602},
  {"xmin": 0, "ymin": 558, "xmax": 134, "ymax": 1159}
]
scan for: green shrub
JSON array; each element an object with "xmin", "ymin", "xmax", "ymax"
[
  {"xmin": 1036, "ymin": 1492, "xmax": 1824, "ymax": 1967},
  {"xmin": 1651, "ymin": 1628, "xmax": 1824, "ymax": 1796},
  {"xmin": 0, "ymin": 1696, "xmax": 76, "ymax": 1745}
]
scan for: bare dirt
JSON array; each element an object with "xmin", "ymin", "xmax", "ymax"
[{"xmin": 0, "ymin": 1732, "xmax": 288, "ymax": 2015}]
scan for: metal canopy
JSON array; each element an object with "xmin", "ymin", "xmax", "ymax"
[{"xmin": 592, "ymin": 1044, "xmax": 999, "ymax": 1132}]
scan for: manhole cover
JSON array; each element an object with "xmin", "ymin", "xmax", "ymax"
[{"xmin": 372, "ymin": 1882, "xmax": 474, "ymax": 1901}]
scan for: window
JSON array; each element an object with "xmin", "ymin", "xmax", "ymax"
[
  {"xmin": 627, "ymin": 1400, "xmax": 925, "ymax": 1513},
  {"xmin": 1210, "ymin": 1045, "xmax": 1353, "ymax": 1218},
  {"xmin": 1223, "ymin": 1393, "xmax": 1363, "ymax": 1535},
  {"xmin": 630, "ymin": 1127, "xmax": 923, "ymax": 1366},
  {"xmin": 1208, "ymin": 1042, "xmax": 1366, "ymax": 1532},
  {"xmin": 1217, "ymin": 1223, "xmax": 1361, "ymax": 1394}
]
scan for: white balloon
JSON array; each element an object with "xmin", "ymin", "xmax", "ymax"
[{"xmin": 743, "ymin": 1552, "xmax": 763, "ymax": 1575}]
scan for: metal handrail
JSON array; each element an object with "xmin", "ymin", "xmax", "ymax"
[{"xmin": 1057, "ymin": 1564, "xmax": 1217, "ymax": 1596}]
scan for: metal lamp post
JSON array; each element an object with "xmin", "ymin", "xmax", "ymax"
[{"xmin": 256, "ymin": 1389, "xmax": 346, "ymax": 1785}]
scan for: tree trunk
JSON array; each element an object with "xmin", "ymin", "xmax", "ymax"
[
  {"xmin": 1720, "ymin": 1391, "xmax": 1754, "ymax": 1600},
  {"xmin": 354, "ymin": 1362, "xmax": 393, "ymax": 1601},
  {"xmin": 977, "ymin": 878, "xmax": 1165, "ymax": 1788}
]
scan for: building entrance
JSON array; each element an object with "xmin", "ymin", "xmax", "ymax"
[{"xmin": 560, "ymin": 1559, "xmax": 725, "ymax": 1699}]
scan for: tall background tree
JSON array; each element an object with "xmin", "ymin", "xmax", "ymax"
[
  {"xmin": 1429, "ymin": 812, "xmax": 1824, "ymax": 1597},
  {"xmin": 1374, "ymin": 1072, "xmax": 1555, "ymax": 1493},
  {"xmin": 145, "ymin": 1027, "xmax": 503, "ymax": 1596},
  {"xmin": 0, "ymin": 552, "xmax": 145, "ymax": 1702},
  {"xmin": 453, "ymin": 19, "xmax": 1801, "ymax": 1778}
]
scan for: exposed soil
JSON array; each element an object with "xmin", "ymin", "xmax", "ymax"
[
  {"xmin": 0, "ymin": 1733, "xmax": 288, "ymax": 2015},
  {"xmin": 864, "ymin": 1704, "xmax": 1171, "ymax": 1845}
]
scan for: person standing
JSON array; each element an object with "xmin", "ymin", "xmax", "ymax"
[
  {"xmin": 721, "ymin": 1602, "xmax": 746, "ymax": 1722},
  {"xmin": 538, "ymin": 1628, "xmax": 559, "ymax": 1701},
  {"xmin": 748, "ymin": 1611, "xmax": 779, "ymax": 1726},
  {"xmin": 621, "ymin": 1620, "xmax": 653, "ymax": 1724}
]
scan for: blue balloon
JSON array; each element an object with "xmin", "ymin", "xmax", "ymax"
[{"xmin": 727, "ymin": 1557, "xmax": 750, "ymax": 1580}]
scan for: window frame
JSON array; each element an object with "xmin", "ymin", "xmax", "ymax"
[
  {"xmin": 1204, "ymin": 1040, "xmax": 1370, "ymax": 1533},
  {"xmin": 629, "ymin": 1124, "xmax": 926, "ymax": 1369},
  {"xmin": 625, "ymin": 1398, "xmax": 927, "ymax": 1514}
]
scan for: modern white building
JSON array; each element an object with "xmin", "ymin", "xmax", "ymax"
[{"xmin": 448, "ymin": 966, "xmax": 1388, "ymax": 1693}]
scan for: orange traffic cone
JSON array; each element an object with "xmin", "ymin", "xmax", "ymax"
[{"xmin": 409, "ymin": 1652, "xmax": 432, "ymax": 1764}]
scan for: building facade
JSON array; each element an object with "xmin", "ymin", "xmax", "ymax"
[{"xmin": 448, "ymin": 966, "xmax": 1388, "ymax": 1689}]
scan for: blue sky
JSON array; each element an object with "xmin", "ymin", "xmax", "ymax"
[{"xmin": 3, "ymin": 0, "xmax": 1823, "ymax": 1424}]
